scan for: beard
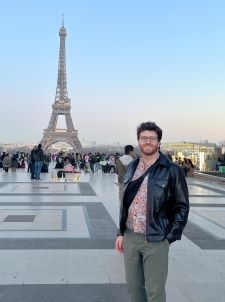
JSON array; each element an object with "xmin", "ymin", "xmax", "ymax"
[{"xmin": 139, "ymin": 143, "xmax": 159, "ymax": 156}]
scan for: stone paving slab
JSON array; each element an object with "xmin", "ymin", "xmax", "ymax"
[
  {"xmin": 0, "ymin": 250, "xmax": 125, "ymax": 284},
  {"xmin": 0, "ymin": 284, "xmax": 130, "ymax": 302},
  {"xmin": 189, "ymin": 183, "xmax": 225, "ymax": 195},
  {"xmin": 0, "ymin": 182, "xmax": 96, "ymax": 196}
]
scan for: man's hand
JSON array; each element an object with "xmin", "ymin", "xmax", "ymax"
[
  {"xmin": 115, "ymin": 235, "xmax": 124, "ymax": 253},
  {"xmin": 165, "ymin": 239, "xmax": 170, "ymax": 246}
]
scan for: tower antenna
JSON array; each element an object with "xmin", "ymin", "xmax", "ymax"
[{"xmin": 62, "ymin": 14, "xmax": 64, "ymax": 27}]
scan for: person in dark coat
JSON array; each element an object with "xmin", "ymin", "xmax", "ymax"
[
  {"xmin": 30, "ymin": 146, "xmax": 37, "ymax": 179},
  {"xmin": 11, "ymin": 154, "xmax": 18, "ymax": 172},
  {"xmin": 33, "ymin": 144, "xmax": 44, "ymax": 180}
]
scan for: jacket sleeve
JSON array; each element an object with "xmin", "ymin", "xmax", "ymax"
[{"xmin": 166, "ymin": 165, "xmax": 189, "ymax": 244}]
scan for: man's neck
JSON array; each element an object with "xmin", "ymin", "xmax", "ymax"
[{"xmin": 141, "ymin": 152, "xmax": 159, "ymax": 167}]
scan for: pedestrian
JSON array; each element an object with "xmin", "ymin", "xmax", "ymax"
[
  {"xmin": 182, "ymin": 157, "xmax": 190, "ymax": 177},
  {"xmin": 33, "ymin": 144, "xmax": 44, "ymax": 180},
  {"xmin": 187, "ymin": 158, "xmax": 195, "ymax": 177},
  {"xmin": 11, "ymin": 154, "xmax": 18, "ymax": 172},
  {"xmin": 30, "ymin": 146, "xmax": 37, "ymax": 179},
  {"xmin": 115, "ymin": 121, "xmax": 189, "ymax": 302},
  {"xmin": 2, "ymin": 153, "xmax": 11, "ymax": 172},
  {"xmin": 115, "ymin": 145, "xmax": 134, "ymax": 202}
]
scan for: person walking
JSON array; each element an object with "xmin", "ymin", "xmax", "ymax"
[
  {"xmin": 187, "ymin": 158, "xmax": 195, "ymax": 177},
  {"xmin": 115, "ymin": 145, "xmax": 134, "ymax": 202},
  {"xmin": 182, "ymin": 157, "xmax": 190, "ymax": 177},
  {"xmin": 11, "ymin": 154, "xmax": 19, "ymax": 172},
  {"xmin": 2, "ymin": 153, "xmax": 11, "ymax": 172},
  {"xmin": 115, "ymin": 121, "xmax": 189, "ymax": 302},
  {"xmin": 29, "ymin": 146, "xmax": 37, "ymax": 179}
]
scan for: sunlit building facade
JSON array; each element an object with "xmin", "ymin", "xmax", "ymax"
[{"xmin": 161, "ymin": 142, "xmax": 223, "ymax": 171}]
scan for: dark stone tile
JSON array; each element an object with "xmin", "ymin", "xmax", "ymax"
[
  {"xmin": 0, "ymin": 238, "xmax": 115, "ymax": 250},
  {"xmin": 190, "ymin": 203, "xmax": 225, "ymax": 207},
  {"xmin": 0, "ymin": 183, "xmax": 7, "ymax": 188},
  {"xmin": 31, "ymin": 186, "xmax": 49, "ymax": 190},
  {"xmin": 194, "ymin": 239, "xmax": 225, "ymax": 250},
  {"xmin": 3, "ymin": 215, "xmax": 36, "ymax": 222},
  {"xmin": 79, "ymin": 182, "xmax": 96, "ymax": 196},
  {"xmin": 0, "ymin": 284, "xmax": 130, "ymax": 302},
  {"xmin": 189, "ymin": 195, "xmax": 225, "ymax": 197},
  {"xmin": 83, "ymin": 203, "xmax": 118, "ymax": 239},
  {"xmin": 184, "ymin": 222, "xmax": 225, "ymax": 250}
]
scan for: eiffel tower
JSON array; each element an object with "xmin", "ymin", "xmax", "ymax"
[{"xmin": 40, "ymin": 21, "xmax": 82, "ymax": 153}]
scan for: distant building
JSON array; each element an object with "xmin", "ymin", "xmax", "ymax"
[{"xmin": 161, "ymin": 141, "xmax": 222, "ymax": 171}]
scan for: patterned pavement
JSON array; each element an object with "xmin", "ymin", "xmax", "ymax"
[{"xmin": 0, "ymin": 164, "xmax": 225, "ymax": 302}]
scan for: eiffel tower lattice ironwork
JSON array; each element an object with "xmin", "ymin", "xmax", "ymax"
[{"xmin": 40, "ymin": 22, "xmax": 82, "ymax": 153}]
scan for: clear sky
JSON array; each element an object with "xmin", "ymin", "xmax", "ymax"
[{"xmin": 1, "ymin": 0, "xmax": 225, "ymax": 145}]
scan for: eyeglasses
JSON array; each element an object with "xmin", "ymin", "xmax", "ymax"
[{"xmin": 139, "ymin": 136, "xmax": 158, "ymax": 142}]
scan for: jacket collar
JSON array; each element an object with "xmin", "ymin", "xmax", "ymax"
[
  {"xmin": 158, "ymin": 151, "xmax": 170, "ymax": 166},
  {"xmin": 125, "ymin": 152, "xmax": 170, "ymax": 184},
  {"xmin": 133, "ymin": 151, "xmax": 170, "ymax": 168}
]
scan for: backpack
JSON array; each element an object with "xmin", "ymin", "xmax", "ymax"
[{"xmin": 32, "ymin": 149, "xmax": 40, "ymax": 162}]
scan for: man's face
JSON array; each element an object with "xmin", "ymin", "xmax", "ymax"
[{"xmin": 138, "ymin": 130, "xmax": 160, "ymax": 156}]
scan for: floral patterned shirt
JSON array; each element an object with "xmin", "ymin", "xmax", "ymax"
[{"xmin": 126, "ymin": 158, "xmax": 149, "ymax": 234}]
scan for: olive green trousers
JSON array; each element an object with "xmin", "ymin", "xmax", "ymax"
[{"xmin": 124, "ymin": 229, "xmax": 169, "ymax": 302}]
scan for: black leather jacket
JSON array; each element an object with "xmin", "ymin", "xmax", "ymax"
[{"xmin": 119, "ymin": 152, "xmax": 189, "ymax": 244}]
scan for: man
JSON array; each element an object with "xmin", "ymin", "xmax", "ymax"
[
  {"xmin": 30, "ymin": 145, "xmax": 37, "ymax": 179},
  {"xmin": 115, "ymin": 145, "xmax": 134, "ymax": 202},
  {"xmin": 33, "ymin": 144, "xmax": 44, "ymax": 180},
  {"xmin": 115, "ymin": 121, "xmax": 189, "ymax": 302}
]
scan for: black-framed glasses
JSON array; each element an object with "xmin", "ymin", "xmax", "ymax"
[{"xmin": 139, "ymin": 136, "xmax": 158, "ymax": 142}]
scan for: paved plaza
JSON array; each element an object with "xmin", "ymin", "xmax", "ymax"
[{"xmin": 0, "ymin": 164, "xmax": 225, "ymax": 301}]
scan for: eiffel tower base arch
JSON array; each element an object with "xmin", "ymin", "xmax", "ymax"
[{"xmin": 40, "ymin": 131, "xmax": 83, "ymax": 154}]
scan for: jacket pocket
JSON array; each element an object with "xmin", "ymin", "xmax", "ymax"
[
  {"xmin": 153, "ymin": 217, "xmax": 170, "ymax": 235},
  {"xmin": 153, "ymin": 179, "xmax": 169, "ymax": 211}
]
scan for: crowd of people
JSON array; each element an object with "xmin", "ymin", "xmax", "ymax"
[
  {"xmin": 0, "ymin": 148, "xmax": 196, "ymax": 177},
  {"xmin": 0, "ymin": 145, "xmax": 220, "ymax": 181},
  {"xmin": 173, "ymin": 156, "xmax": 195, "ymax": 177},
  {"xmin": 49, "ymin": 151, "xmax": 121, "ymax": 174},
  {"xmin": 0, "ymin": 151, "xmax": 26, "ymax": 172},
  {"xmin": 0, "ymin": 146, "xmax": 131, "ymax": 179}
]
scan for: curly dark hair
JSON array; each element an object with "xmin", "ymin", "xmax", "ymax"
[{"xmin": 136, "ymin": 121, "xmax": 162, "ymax": 141}]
